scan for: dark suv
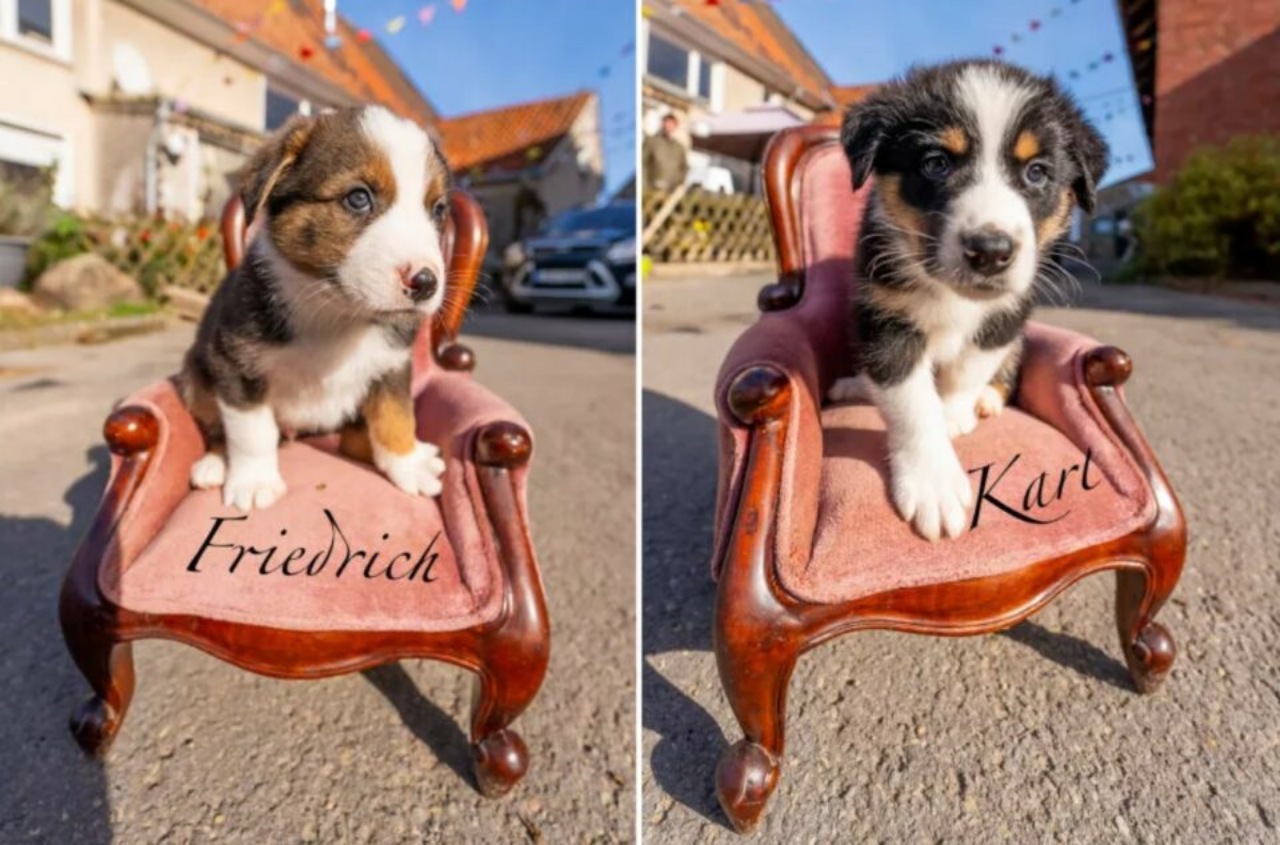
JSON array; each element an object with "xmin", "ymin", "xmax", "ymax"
[{"xmin": 500, "ymin": 202, "xmax": 636, "ymax": 314}]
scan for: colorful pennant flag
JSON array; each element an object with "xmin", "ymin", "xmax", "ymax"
[
  {"xmin": 387, "ymin": 15, "xmax": 406, "ymax": 33},
  {"xmin": 418, "ymin": 5, "xmax": 437, "ymax": 25}
]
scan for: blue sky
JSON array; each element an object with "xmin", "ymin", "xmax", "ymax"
[
  {"xmin": 339, "ymin": 1, "xmax": 636, "ymax": 196},
  {"xmin": 772, "ymin": 0, "xmax": 1152, "ymax": 186}
]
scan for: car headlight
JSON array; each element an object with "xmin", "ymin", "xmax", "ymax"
[
  {"xmin": 605, "ymin": 238, "xmax": 635, "ymax": 263},
  {"xmin": 503, "ymin": 242, "xmax": 526, "ymax": 267}
]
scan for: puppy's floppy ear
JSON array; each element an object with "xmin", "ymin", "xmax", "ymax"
[
  {"xmin": 840, "ymin": 92, "xmax": 893, "ymax": 191},
  {"xmin": 1066, "ymin": 112, "xmax": 1108, "ymax": 214},
  {"xmin": 239, "ymin": 115, "xmax": 316, "ymax": 224}
]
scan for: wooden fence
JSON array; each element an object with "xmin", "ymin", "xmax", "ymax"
[{"xmin": 642, "ymin": 188, "xmax": 775, "ymax": 264}]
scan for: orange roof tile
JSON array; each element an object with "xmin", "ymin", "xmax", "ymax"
[
  {"xmin": 188, "ymin": 0, "xmax": 436, "ymax": 126},
  {"xmin": 664, "ymin": 0, "xmax": 833, "ymax": 106},
  {"xmin": 437, "ymin": 91, "xmax": 595, "ymax": 173},
  {"xmin": 814, "ymin": 83, "xmax": 879, "ymax": 126}
]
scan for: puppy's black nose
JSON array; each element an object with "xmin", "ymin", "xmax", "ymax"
[
  {"xmin": 406, "ymin": 269, "xmax": 438, "ymax": 302},
  {"xmin": 961, "ymin": 229, "xmax": 1017, "ymax": 276}
]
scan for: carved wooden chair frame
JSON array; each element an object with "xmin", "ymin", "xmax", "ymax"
[
  {"xmin": 59, "ymin": 192, "xmax": 549, "ymax": 798},
  {"xmin": 710, "ymin": 126, "xmax": 1186, "ymax": 832}
]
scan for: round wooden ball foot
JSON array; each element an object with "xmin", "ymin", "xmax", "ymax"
[
  {"xmin": 69, "ymin": 696, "xmax": 120, "ymax": 757},
  {"xmin": 715, "ymin": 739, "xmax": 780, "ymax": 834},
  {"xmin": 1124, "ymin": 621, "xmax": 1176, "ymax": 694},
  {"xmin": 471, "ymin": 728, "xmax": 528, "ymax": 798}
]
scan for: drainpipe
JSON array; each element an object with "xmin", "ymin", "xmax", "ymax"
[{"xmin": 144, "ymin": 99, "xmax": 171, "ymax": 215}]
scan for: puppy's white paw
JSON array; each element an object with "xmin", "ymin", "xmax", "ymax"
[
  {"xmin": 190, "ymin": 451, "xmax": 226, "ymax": 489},
  {"xmin": 380, "ymin": 441, "xmax": 446, "ymax": 498},
  {"xmin": 828, "ymin": 374, "xmax": 874, "ymax": 404},
  {"xmin": 942, "ymin": 396, "xmax": 980, "ymax": 439},
  {"xmin": 890, "ymin": 441, "xmax": 973, "ymax": 541},
  {"xmin": 222, "ymin": 459, "xmax": 287, "ymax": 511},
  {"xmin": 976, "ymin": 385, "xmax": 1006, "ymax": 419}
]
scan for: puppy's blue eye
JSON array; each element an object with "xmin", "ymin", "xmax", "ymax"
[
  {"xmin": 1024, "ymin": 162, "xmax": 1050, "ymax": 186},
  {"xmin": 921, "ymin": 152, "xmax": 951, "ymax": 179},
  {"xmin": 342, "ymin": 187, "xmax": 373, "ymax": 213},
  {"xmin": 431, "ymin": 198, "xmax": 448, "ymax": 222}
]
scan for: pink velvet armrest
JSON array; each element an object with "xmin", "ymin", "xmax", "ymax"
[
  {"xmin": 103, "ymin": 379, "xmax": 207, "ymax": 578},
  {"xmin": 413, "ymin": 369, "xmax": 534, "ymax": 606},
  {"xmin": 711, "ymin": 301, "xmax": 834, "ymax": 579},
  {"xmin": 1017, "ymin": 320, "xmax": 1153, "ymax": 505}
]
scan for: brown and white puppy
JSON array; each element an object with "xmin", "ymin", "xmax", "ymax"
[
  {"xmin": 181, "ymin": 105, "xmax": 451, "ymax": 511},
  {"xmin": 828, "ymin": 60, "xmax": 1107, "ymax": 540}
]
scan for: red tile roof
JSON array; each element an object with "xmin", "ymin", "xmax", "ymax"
[
  {"xmin": 188, "ymin": 0, "xmax": 437, "ymax": 126},
  {"xmin": 437, "ymin": 91, "xmax": 595, "ymax": 173}
]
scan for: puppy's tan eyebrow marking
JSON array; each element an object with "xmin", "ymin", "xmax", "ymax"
[
  {"xmin": 1014, "ymin": 130, "xmax": 1041, "ymax": 161},
  {"xmin": 939, "ymin": 127, "xmax": 968, "ymax": 155}
]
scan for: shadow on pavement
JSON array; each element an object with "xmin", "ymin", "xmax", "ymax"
[
  {"xmin": 457, "ymin": 308, "xmax": 636, "ymax": 356},
  {"xmin": 1001, "ymin": 620, "xmax": 1132, "ymax": 691},
  {"xmin": 0, "ymin": 446, "xmax": 112, "ymax": 843},
  {"xmin": 362, "ymin": 663, "xmax": 474, "ymax": 786},
  {"xmin": 641, "ymin": 389, "xmax": 728, "ymax": 827}
]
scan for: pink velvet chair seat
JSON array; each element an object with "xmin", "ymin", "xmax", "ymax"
[
  {"xmin": 95, "ymin": 364, "xmax": 522, "ymax": 634},
  {"xmin": 778, "ymin": 401, "xmax": 1154, "ymax": 605},
  {"xmin": 102, "ymin": 440, "xmax": 501, "ymax": 633}
]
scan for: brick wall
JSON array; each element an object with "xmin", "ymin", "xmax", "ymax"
[{"xmin": 1153, "ymin": 0, "xmax": 1280, "ymax": 181}]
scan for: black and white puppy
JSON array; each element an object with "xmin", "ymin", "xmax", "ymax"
[
  {"xmin": 829, "ymin": 60, "xmax": 1107, "ymax": 541},
  {"xmin": 181, "ymin": 105, "xmax": 452, "ymax": 511}
]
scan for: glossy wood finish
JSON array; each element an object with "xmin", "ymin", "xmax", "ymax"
[
  {"xmin": 63, "ymin": 195, "xmax": 549, "ymax": 798},
  {"xmin": 711, "ymin": 127, "xmax": 1187, "ymax": 833}
]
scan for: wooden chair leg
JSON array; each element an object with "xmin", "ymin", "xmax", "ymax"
[
  {"xmin": 714, "ymin": 640, "xmax": 799, "ymax": 834},
  {"xmin": 62, "ymin": 627, "xmax": 135, "ymax": 756},
  {"xmin": 468, "ymin": 422, "xmax": 550, "ymax": 798},
  {"xmin": 1115, "ymin": 568, "xmax": 1177, "ymax": 694},
  {"xmin": 468, "ymin": 656, "xmax": 542, "ymax": 798}
]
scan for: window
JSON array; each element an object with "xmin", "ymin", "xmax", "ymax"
[
  {"xmin": 0, "ymin": 120, "xmax": 72, "ymax": 205},
  {"xmin": 1, "ymin": 0, "xmax": 70, "ymax": 58},
  {"xmin": 648, "ymin": 32, "xmax": 718, "ymax": 104},
  {"xmin": 17, "ymin": 0, "xmax": 50, "ymax": 43},
  {"xmin": 647, "ymin": 34, "xmax": 689, "ymax": 89},
  {"xmin": 697, "ymin": 58, "xmax": 712, "ymax": 101},
  {"xmin": 265, "ymin": 89, "xmax": 304, "ymax": 131}
]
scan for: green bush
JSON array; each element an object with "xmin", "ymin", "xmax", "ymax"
[
  {"xmin": 21, "ymin": 214, "xmax": 224, "ymax": 297},
  {"xmin": 22, "ymin": 211, "xmax": 93, "ymax": 287},
  {"xmin": 1134, "ymin": 135, "xmax": 1280, "ymax": 281}
]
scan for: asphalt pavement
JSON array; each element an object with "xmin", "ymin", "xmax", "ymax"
[
  {"xmin": 0, "ymin": 309, "xmax": 636, "ymax": 844},
  {"xmin": 642, "ymin": 274, "xmax": 1280, "ymax": 843}
]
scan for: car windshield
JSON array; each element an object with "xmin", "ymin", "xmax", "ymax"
[{"xmin": 543, "ymin": 204, "xmax": 635, "ymax": 235}]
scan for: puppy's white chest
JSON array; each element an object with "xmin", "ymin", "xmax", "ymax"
[
  {"xmin": 913, "ymin": 295, "xmax": 986, "ymax": 364},
  {"xmin": 260, "ymin": 327, "xmax": 407, "ymax": 432}
]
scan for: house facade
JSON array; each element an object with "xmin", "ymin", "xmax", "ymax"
[
  {"xmin": 640, "ymin": 0, "xmax": 835, "ymax": 192},
  {"xmin": 0, "ymin": 0, "xmax": 440, "ymax": 220},
  {"xmin": 1120, "ymin": 0, "xmax": 1280, "ymax": 182},
  {"xmin": 440, "ymin": 91, "xmax": 606, "ymax": 266},
  {"xmin": 0, "ymin": 0, "xmax": 604, "ymax": 260}
]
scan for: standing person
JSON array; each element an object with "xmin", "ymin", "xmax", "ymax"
[{"xmin": 643, "ymin": 114, "xmax": 689, "ymax": 192}]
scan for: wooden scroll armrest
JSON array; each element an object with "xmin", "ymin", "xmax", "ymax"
[
  {"xmin": 1017, "ymin": 320, "xmax": 1136, "ymax": 449},
  {"xmin": 414, "ymin": 370, "xmax": 532, "ymax": 473},
  {"xmin": 78, "ymin": 386, "xmax": 205, "ymax": 582},
  {"xmin": 711, "ymin": 310, "xmax": 825, "ymax": 578}
]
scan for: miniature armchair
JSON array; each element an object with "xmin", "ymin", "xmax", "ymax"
[
  {"xmin": 59, "ymin": 191, "xmax": 549, "ymax": 798},
  {"xmin": 709, "ymin": 126, "xmax": 1186, "ymax": 833}
]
